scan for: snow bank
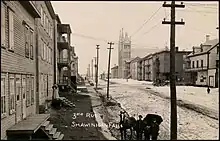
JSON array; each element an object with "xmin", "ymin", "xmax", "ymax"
[
  {"xmin": 109, "ymin": 79, "xmax": 219, "ymax": 115},
  {"xmin": 98, "ymin": 79, "xmax": 219, "ymax": 140}
]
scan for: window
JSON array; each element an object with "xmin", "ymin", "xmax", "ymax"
[
  {"xmin": 43, "ymin": 12, "xmax": 46, "ymax": 27},
  {"xmin": 45, "ymin": 17, "xmax": 47, "ymax": 31},
  {"xmin": 50, "ymin": 48, "xmax": 52, "ymax": 64},
  {"xmin": 45, "ymin": 17, "xmax": 48, "ymax": 32},
  {"xmin": 41, "ymin": 74, "xmax": 44, "ymax": 97},
  {"xmin": 31, "ymin": 76, "xmax": 34, "ymax": 105},
  {"xmin": 22, "ymin": 76, "xmax": 26, "ymax": 102},
  {"xmin": 1, "ymin": 4, "xmax": 6, "ymax": 47},
  {"xmin": 30, "ymin": 29, "xmax": 34, "ymax": 59},
  {"xmin": 44, "ymin": 75, "xmax": 47, "ymax": 98},
  {"xmin": 41, "ymin": 39, "xmax": 44, "ymax": 59},
  {"xmin": 9, "ymin": 9, "xmax": 14, "ymax": 50},
  {"xmin": 26, "ymin": 76, "xmax": 31, "ymax": 107},
  {"xmin": 47, "ymin": 19, "xmax": 49, "ymax": 33},
  {"xmin": 44, "ymin": 42, "xmax": 46, "ymax": 60},
  {"xmin": 9, "ymin": 76, "xmax": 15, "ymax": 114},
  {"xmin": 192, "ymin": 61, "xmax": 195, "ymax": 68},
  {"xmin": 16, "ymin": 77, "xmax": 21, "ymax": 101},
  {"xmin": 25, "ymin": 25, "xmax": 29, "ymax": 57},
  {"xmin": 48, "ymin": 22, "xmax": 50, "ymax": 36},
  {"xmin": 217, "ymin": 45, "xmax": 219, "ymax": 54},
  {"xmin": 47, "ymin": 46, "xmax": 50, "ymax": 63},
  {"xmin": 1, "ymin": 77, "xmax": 6, "ymax": 116},
  {"xmin": 48, "ymin": 47, "xmax": 50, "ymax": 64},
  {"xmin": 40, "ymin": 6, "xmax": 43, "ymax": 25},
  {"xmin": 196, "ymin": 60, "xmax": 199, "ymax": 68},
  {"xmin": 201, "ymin": 60, "xmax": 203, "ymax": 68},
  {"xmin": 50, "ymin": 24, "xmax": 53, "ymax": 37},
  {"xmin": 45, "ymin": 44, "xmax": 47, "ymax": 61}
]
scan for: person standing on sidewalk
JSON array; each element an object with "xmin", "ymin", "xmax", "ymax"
[{"xmin": 53, "ymin": 84, "xmax": 60, "ymax": 99}]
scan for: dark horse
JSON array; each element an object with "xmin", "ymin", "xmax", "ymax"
[
  {"xmin": 119, "ymin": 111, "xmax": 137, "ymax": 140},
  {"xmin": 142, "ymin": 114, "xmax": 163, "ymax": 140}
]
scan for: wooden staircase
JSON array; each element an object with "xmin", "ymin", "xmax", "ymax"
[
  {"xmin": 41, "ymin": 120, "xmax": 64, "ymax": 140},
  {"xmin": 58, "ymin": 97, "xmax": 75, "ymax": 108}
]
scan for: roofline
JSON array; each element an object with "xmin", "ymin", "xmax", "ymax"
[
  {"xmin": 111, "ymin": 66, "xmax": 118, "ymax": 69},
  {"xmin": 130, "ymin": 56, "xmax": 141, "ymax": 63},
  {"xmin": 207, "ymin": 42, "xmax": 219, "ymax": 52},
  {"xmin": 55, "ymin": 14, "xmax": 61, "ymax": 24},
  {"xmin": 188, "ymin": 42, "xmax": 219, "ymax": 57},
  {"xmin": 45, "ymin": 1, "xmax": 56, "ymax": 19},
  {"xmin": 152, "ymin": 50, "xmax": 192, "ymax": 56},
  {"xmin": 19, "ymin": 1, "xmax": 41, "ymax": 18}
]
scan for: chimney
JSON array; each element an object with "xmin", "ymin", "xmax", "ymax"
[
  {"xmin": 175, "ymin": 47, "xmax": 178, "ymax": 52},
  {"xmin": 192, "ymin": 46, "xmax": 195, "ymax": 54},
  {"xmin": 206, "ymin": 35, "xmax": 210, "ymax": 42}
]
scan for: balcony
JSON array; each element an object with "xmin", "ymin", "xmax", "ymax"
[
  {"xmin": 57, "ymin": 24, "xmax": 72, "ymax": 34},
  {"xmin": 58, "ymin": 79, "xmax": 69, "ymax": 86},
  {"xmin": 63, "ymin": 70, "xmax": 69, "ymax": 77},
  {"xmin": 57, "ymin": 58, "xmax": 69, "ymax": 69},
  {"xmin": 185, "ymin": 66, "xmax": 208, "ymax": 72},
  {"xmin": 57, "ymin": 36, "xmax": 69, "ymax": 50}
]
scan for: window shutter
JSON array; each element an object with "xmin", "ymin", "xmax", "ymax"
[
  {"xmin": 1, "ymin": 4, "xmax": 5, "ymax": 47},
  {"xmin": 30, "ymin": 30, "xmax": 34, "ymax": 59},
  {"xmin": 47, "ymin": 46, "xmax": 49, "ymax": 62},
  {"xmin": 9, "ymin": 10, "xmax": 14, "ymax": 50},
  {"xmin": 41, "ymin": 7, "xmax": 43, "ymax": 25},
  {"xmin": 41, "ymin": 39, "xmax": 43, "ymax": 59}
]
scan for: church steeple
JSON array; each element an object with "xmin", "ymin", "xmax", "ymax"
[
  {"xmin": 119, "ymin": 29, "xmax": 121, "ymax": 41},
  {"xmin": 121, "ymin": 28, "xmax": 124, "ymax": 39}
]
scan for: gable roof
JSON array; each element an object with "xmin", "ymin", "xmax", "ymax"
[{"xmin": 130, "ymin": 56, "xmax": 141, "ymax": 63}]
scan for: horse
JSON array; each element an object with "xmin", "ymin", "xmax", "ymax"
[
  {"xmin": 133, "ymin": 115, "xmax": 146, "ymax": 140},
  {"xmin": 119, "ymin": 111, "xmax": 137, "ymax": 140},
  {"xmin": 142, "ymin": 114, "xmax": 163, "ymax": 140}
]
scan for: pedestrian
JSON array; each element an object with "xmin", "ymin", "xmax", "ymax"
[
  {"xmin": 52, "ymin": 84, "xmax": 60, "ymax": 99},
  {"xmin": 207, "ymin": 87, "xmax": 210, "ymax": 94}
]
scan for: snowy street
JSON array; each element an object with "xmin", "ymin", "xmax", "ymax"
[{"xmin": 97, "ymin": 79, "xmax": 219, "ymax": 140}]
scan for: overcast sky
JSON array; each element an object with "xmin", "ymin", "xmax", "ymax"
[{"xmin": 51, "ymin": 1, "xmax": 219, "ymax": 75}]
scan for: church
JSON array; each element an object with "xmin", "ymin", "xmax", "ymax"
[{"xmin": 118, "ymin": 28, "xmax": 132, "ymax": 79}]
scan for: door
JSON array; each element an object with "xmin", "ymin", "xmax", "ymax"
[
  {"xmin": 21, "ymin": 75, "xmax": 27, "ymax": 119},
  {"xmin": 16, "ymin": 75, "xmax": 22, "ymax": 123},
  {"xmin": 209, "ymin": 76, "xmax": 214, "ymax": 87}
]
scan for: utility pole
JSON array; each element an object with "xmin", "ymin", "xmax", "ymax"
[
  {"xmin": 94, "ymin": 57, "xmax": 97, "ymax": 83},
  {"xmin": 162, "ymin": 1, "xmax": 185, "ymax": 140},
  {"xmin": 217, "ymin": 27, "xmax": 219, "ymax": 95},
  {"xmin": 107, "ymin": 42, "xmax": 114, "ymax": 99},
  {"xmin": 88, "ymin": 64, "xmax": 91, "ymax": 79},
  {"xmin": 91, "ymin": 59, "xmax": 93, "ymax": 80},
  {"xmin": 96, "ymin": 45, "xmax": 100, "ymax": 89}
]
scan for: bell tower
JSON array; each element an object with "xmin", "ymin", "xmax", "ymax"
[{"xmin": 118, "ymin": 28, "xmax": 131, "ymax": 78}]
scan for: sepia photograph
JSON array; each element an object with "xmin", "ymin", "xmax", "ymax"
[{"xmin": 1, "ymin": 0, "xmax": 219, "ymax": 140}]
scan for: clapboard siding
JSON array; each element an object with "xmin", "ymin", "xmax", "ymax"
[
  {"xmin": 37, "ymin": 1, "xmax": 55, "ymax": 105},
  {"xmin": 1, "ymin": 1, "xmax": 36, "ymax": 139}
]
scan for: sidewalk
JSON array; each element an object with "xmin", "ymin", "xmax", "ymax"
[{"xmin": 48, "ymin": 86, "xmax": 109, "ymax": 140}]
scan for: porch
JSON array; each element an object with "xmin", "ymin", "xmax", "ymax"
[{"xmin": 6, "ymin": 114, "xmax": 64, "ymax": 140}]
